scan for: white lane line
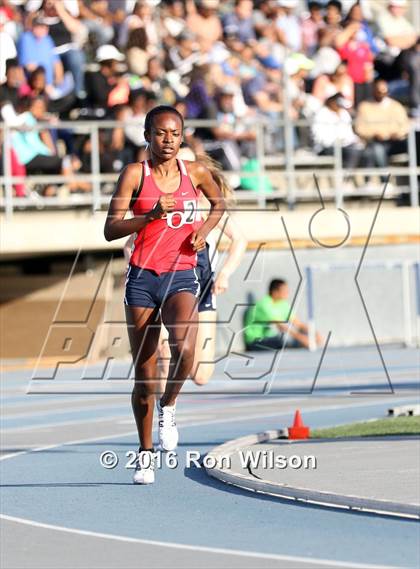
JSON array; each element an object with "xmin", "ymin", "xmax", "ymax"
[
  {"xmin": 0, "ymin": 410, "xmax": 281, "ymax": 462},
  {"xmin": 2, "ymin": 403, "xmax": 129, "ymax": 419},
  {"xmin": 1, "ymin": 395, "xmax": 414, "ymax": 434},
  {"xmin": 1, "ymin": 394, "xmax": 297, "ymax": 418},
  {"xmin": 1, "ymin": 414, "xmax": 133, "ymax": 434},
  {"xmin": 0, "ymin": 514, "xmax": 396, "ymax": 569},
  {"xmin": 2, "ymin": 394, "xmax": 407, "ymax": 462}
]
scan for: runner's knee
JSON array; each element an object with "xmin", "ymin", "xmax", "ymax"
[
  {"xmin": 192, "ymin": 363, "xmax": 214, "ymax": 386},
  {"xmin": 170, "ymin": 340, "xmax": 195, "ymax": 367},
  {"xmin": 132, "ymin": 380, "xmax": 156, "ymax": 401}
]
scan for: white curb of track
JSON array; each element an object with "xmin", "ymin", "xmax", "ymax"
[{"xmin": 204, "ymin": 430, "xmax": 420, "ymax": 520}]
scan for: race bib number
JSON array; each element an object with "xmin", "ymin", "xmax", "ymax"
[{"xmin": 166, "ymin": 200, "xmax": 200, "ymax": 229}]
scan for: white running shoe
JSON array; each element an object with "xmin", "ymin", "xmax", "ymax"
[
  {"xmin": 156, "ymin": 399, "xmax": 178, "ymax": 451},
  {"xmin": 133, "ymin": 450, "xmax": 156, "ymax": 484}
]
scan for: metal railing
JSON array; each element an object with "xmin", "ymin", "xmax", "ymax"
[{"xmin": 1, "ymin": 117, "xmax": 419, "ymax": 218}]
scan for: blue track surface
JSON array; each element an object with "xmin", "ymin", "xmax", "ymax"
[
  {"xmin": 2, "ymin": 348, "xmax": 420, "ymax": 568},
  {"xmin": 1, "ymin": 398, "xmax": 419, "ymax": 568}
]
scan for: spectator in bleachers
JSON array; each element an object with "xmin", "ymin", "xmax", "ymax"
[
  {"xmin": 376, "ymin": 0, "xmax": 416, "ymax": 59},
  {"xmin": 11, "ymin": 95, "xmax": 79, "ymax": 195},
  {"xmin": 161, "ymin": 0, "xmax": 187, "ymax": 45},
  {"xmin": 222, "ymin": 0, "xmax": 256, "ymax": 45},
  {"xmin": 309, "ymin": 26, "xmax": 342, "ymax": 78},
  {"xmin": 0, "ymin": 11, "xmax": 17, "ymax": 84},
  {"xmin": 18, "ymin": 65, "xmax": 45, "ymax": 99},
  {"xmin": 355, "ymin": 78, "xmax": 409, "ymax": 176},
  {"xmin": 18, "ymin": 65, "xmax": 75, "ymax": 116},
  {"xmin": 186, "ymin": 0, "xmax": 223, "ymax": 53},
  {"xmin": 185, "ymin": 63, "xmax": 217, "ymax": 121},
  {"xmin": 85, "ymin": 44, "xmax": 128, "ymax": 115},
  {"xmin": 0, "ymin": 57, "xmax": 26, "ymax": 197},
  {"xmin": 108, "ymin": 103, "xmax": 132, "ymax": 168},
  {"xmin": 374, "ymin": 0, "xmax": 417, "ymax": 92},
  {"xmin": 253, "ymin": 0, "xmax": 282, "ymax": 44},
  {"xmin": 275, "ymin": 0, "xmax": 302, "ymax": 53},
  {"xmin": 285, "ymin": 53, "xmax": 317, "ymax": 120},
  {"xmin": 126, "ymin": 27, "xmax": 150, "ymax": 77},
  {"xmin": 0, "ymin": 0, "xmax": 418, "ymax": 203},
  {"xmin": 78, "ymin": 0, "xmax": 114, "ymax": 47},
  {"xmin": 335, "ymin": 20, "xmax": 374, "ymax": 105},
  {"xmin": 312, "ymin": 61, "xmax": 354, "ymax": 109},
  {"xmin": 123, "ymin": 89, "xmax": 148, "ymax": 162},
  {"xmin": 0, "ymin": 59, "xmax": 23, "ymax": 113},
  {"xmin": 323, "ymin": 0, "xmax": 343, "ymax": 43},
  {"xmin": 17, "ymin": 12, "xmax": 63, "ymax": 88},
  {"xmin": 343, "ymin": 2, "xmax": 378, "ymax": 56},
  {"xmin": 204, "ymin": 83, "xmax": 256, "ymax": 171},
  {"xmin": 39, "ymin": 0, "xmax": 86, "ymax": 98},
  {"xmin": 312, "ymin": 93, "xmax": 364, "ymax": 171},
  {"xmin": 242, "ymin": 56, "xmax": 283, "ymax": 114},
  {"xmin": 404, "ymin": 38, "xmax": 420, "ymax": 117},
  {"xmin": 25, "ymin": 0, "xmax": 78, "ymax": 16},
  {"xmin": 301, "ymin": 1, "xmax": 325, "ymax": 56},
  {"xmin": 77, "ymin": 103, "xmax": 132, "ymax": 176},
  {"xmin": 142, "ymin": 56, "xmax": 176, "ymax": 105},
  {"xmin": 0, "ymin": 0, "xmax": 21, "ymax": 41},
  {"xmin": 253, "ymin": 18, "xmax": 286, "ymax": 68},
  {"xmin": 0, "ymin": 138, "xmax": 26, "ymax": 197},
  {"xmin": 165, "ymin": 29, "xmax": 201, "ymax": 80},
  {"xmin": 118, "ymin": 0, "xmax": 159, "ymax": 51}
]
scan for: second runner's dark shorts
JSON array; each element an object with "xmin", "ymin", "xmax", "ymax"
[{"xmin": 196, "ymin": 245, "xmax": 216, "ymax": 312}]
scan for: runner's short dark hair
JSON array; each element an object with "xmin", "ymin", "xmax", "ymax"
[
  {"xmin": 144, "ymin": 105, "xmax": 184, "ymax": 133},
  {"xmin": 269, "ymin": 279, "xmax": 287, "ymax": 294}
]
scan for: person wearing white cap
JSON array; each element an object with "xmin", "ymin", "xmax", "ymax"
[
  {"xmin": 376, "ymin": 0, "xmax": 416, "ymax": 53},
  {"xmin": 85, "ymin": 45, "xmax": 127, "ymax": 112},
  {"xmin": 374, "ymin": 0, "xmax": 417, "ymax": 90},
  {"xmin": 276, "ymin": 0, "xmax": 302, "ymax": 52},
  {"xmin": 96, "ymin": 44, "xmax": 125, "ymax": 63},
  {"xmin": 312, "ymin": 93, "xmax": 364, "ymax": 174}
]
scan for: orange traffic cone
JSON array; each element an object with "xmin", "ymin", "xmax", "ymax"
[{"xmin": 288, "ymin": 410, "xmax": 310, "ymax": 440}]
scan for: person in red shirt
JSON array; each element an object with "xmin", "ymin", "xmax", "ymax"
[
  {"xmin": 336, "ymin": 21, "xmax": 374, "ymax": 106},
  {"xmin": 104, "ymin": 105, "xmax": 225, "ymax": 484}
]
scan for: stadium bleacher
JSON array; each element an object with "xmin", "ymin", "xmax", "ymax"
[{"xmin": 0, "ymin": 0, "xmax": 419, "ymax": 210}]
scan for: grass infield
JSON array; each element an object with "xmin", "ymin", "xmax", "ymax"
[{"xmin": 311, "ymin": 416, "xmax": 420, "ymax": 439}]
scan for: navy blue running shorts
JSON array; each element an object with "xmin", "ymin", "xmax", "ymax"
[
  {"xmin": 124, "ymin": 266, "xmax": 201, "ymax": 308},
  {"xmin": 196, "ymin": 245, "xmax": 216, "ymax": 313}
]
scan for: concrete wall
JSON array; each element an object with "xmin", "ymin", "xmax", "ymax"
[
  {"xmin": 1, "ymin": 244, "xmax": 418, "ymax": 361},
  {"xmin": 0, "ymin": 263, "xmax": 111, "ymax": 360},
  {"xmin": 213, "ymin": 243, "xmax": 419, "ymax": 352},
  {"xmin": 2, "ymin": 207, "xmax": 419, "ymax": 258}
]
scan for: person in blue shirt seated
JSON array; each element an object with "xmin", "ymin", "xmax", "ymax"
[{"xmin": 17, "ymin": 13, "xmax": 63, "ymax": 89}]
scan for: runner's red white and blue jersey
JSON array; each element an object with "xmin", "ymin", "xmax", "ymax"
[{"xmin": 129, "ymin": 159, "xmax": 202, "ymax": 275}]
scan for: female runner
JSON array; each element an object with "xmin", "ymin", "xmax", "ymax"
[
  {"xmin": 104, "ymin": 105, "xmax": 225, "ymax": 484},
  {"xmin": 124, "ymin": 154, "xmax": 247, "ymax": 389}
]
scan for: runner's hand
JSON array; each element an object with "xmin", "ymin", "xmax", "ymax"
[
  {"xmin": 149, "ymin": 196, "xmax": 176, "ymax": 219},
  {"xmin": 212, "ymin": 271, "xmax": 229, "ymax": 295},
  {"xmin": 190, "ymin": 230, "xmax": 206, "ymax": 252}
]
